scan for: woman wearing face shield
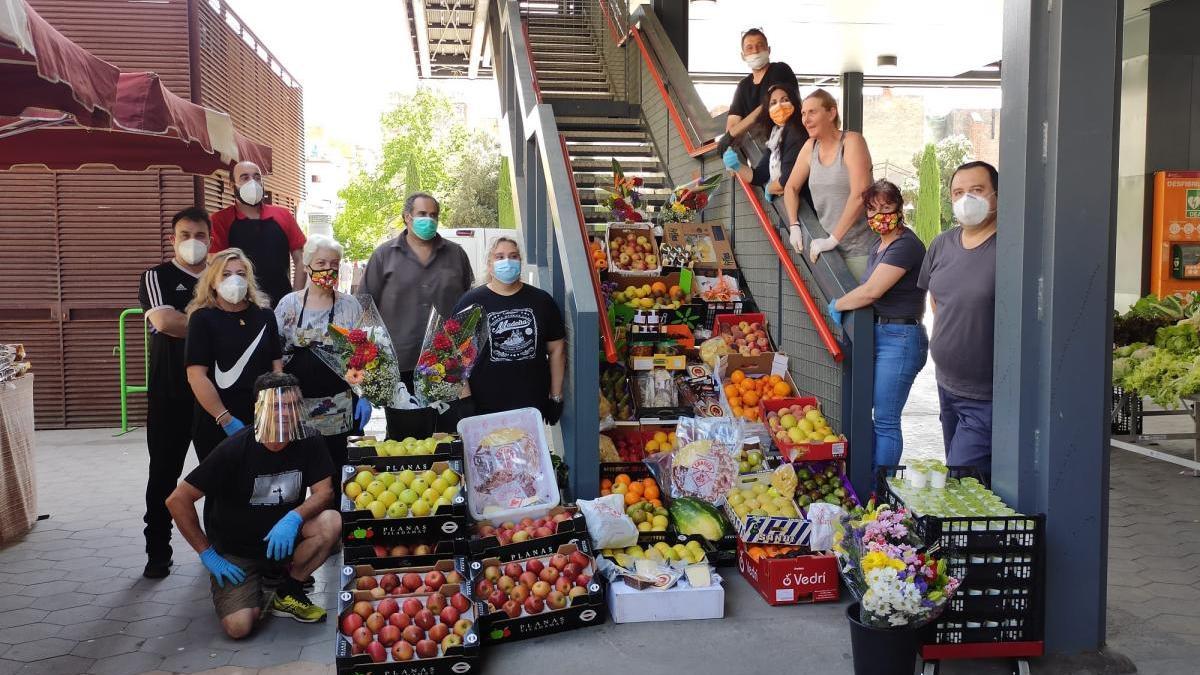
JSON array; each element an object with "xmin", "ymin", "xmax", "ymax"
[
  {"xmin": 452, "ymin": 237, "xmax": 567, "ymax": 424},
  {"xmin": 185, "ymin": 249, "xmax": 283, "ymax": 462},
  {"xmin": 725, "ymin": 28, "xmax": 797, "ymax": 142},
  {"xmin": 274, "ymin": 235, "xmax": 366, "ymax": 480}
]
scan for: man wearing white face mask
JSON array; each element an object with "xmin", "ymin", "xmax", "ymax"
[
  {"xmin": 210, "ymin": 161, "xmax": 307, "ymax": 308},
  {"xmin": 725, "ymin": 28, "xmax": 797, "ymax": 141},
  {"xmin": 138, "ymin": 207, "xmax": 210, "ymax": 578},
  {"xmin": 917, "ymin": 161, "xmax": 999, "ymax": 477}
]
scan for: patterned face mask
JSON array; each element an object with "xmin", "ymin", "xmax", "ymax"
[
  {"xmin": 309, "ymin": 267, "xmax": 338, "ymax": 289},
  {"xmin": 868, "ymin": 211, "xmax": 902, "ymax": 235}
]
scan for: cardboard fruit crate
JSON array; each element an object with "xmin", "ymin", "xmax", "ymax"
[
  {"xmin": 468, "ymin": 506, "xmax": 588, "ymax": 557},
  {"xmin": 340, "ymin": 463, "xmax": 468, "ymax": 545},
  {"xmin": 736, "ymin": 540, "xmax": 839, "ymax": 606},
  {"xmin": 762, "ymin": 397, "xmax": 848, "ymax": 462},
  {"xmin": 661, "ymin": 221, "xmax": 736, "ymax": 270},
  {"xmin": 722, "ymin": 471, "xmax": 812, "ymax": 546},
  {"xmin": 343, "ymin": 539, "xmax": 463, "ymax": 567},
  {"xmin": 606, "ymin": 223, "xmax": 662, "ymax": 276},
  {"xmin": 712, "ymin": 312, "xmax": 776, "ymax": 354}
]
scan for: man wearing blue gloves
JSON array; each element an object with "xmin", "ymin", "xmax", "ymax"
[{"xmin": 166, "ymin": 373, "xmax": 339, "ymax": 639}]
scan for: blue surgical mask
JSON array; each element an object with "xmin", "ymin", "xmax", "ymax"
[
  {"xmin": 411, "ymin": 216, "xmax": 438, "ymax": 240},
  {"xmin": 493, "ymin": 259, "xmax": 521, "ymax": 284}
]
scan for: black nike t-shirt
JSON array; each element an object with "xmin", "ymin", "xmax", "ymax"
[
  {"xmin": 185, "ymin": 306, "xmax": 282, "ymax": 423},
  {"xmin": 138, "ymin": 261, "xmax": 200, "ymax": 400},
  {"xmin": 453, "ymin": 284, "xmax": 565, "ymax": 415},
  {"xmin": 185, "ymin": 429, "xmax": 332, "ymax": 558}
]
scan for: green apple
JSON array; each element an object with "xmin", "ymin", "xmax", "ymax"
[
  {"xmin": 399, "ymin": 488, "xmax": 419, "ymax": 505},
  {"xmin": 355, "ymin": 471, "xmax": 375, "ymax": 489},
  {"xmin": 366, "ymin": 480, "xmax": 387, "ymax": 497},
  {"xmin": 388, "ymin": 481, "xmax": 406, "ymax": 497},
  {"xmin": 410, "ymin": 478, "xmax": 429, "ymax": 494},
  {"xmin": 354, "ymin": 492, "xmax": 373, "ymax": 510},
  {"xmin": 431, "ymin": 478, "xmax": 449, "ymax": 494},
  {"xmin": 397, "ymin": 469, "xmax": 416, "ymax": 487},
  {"xmin": 421, "ymin": 488, "xmax": 439, "ymax": 503},
  {"xmin": 378, "ymin": 472, "xmax": 396, "ymax": 487},
  {"xmin": 440, "ymin": 469, "xmax": 460, "ymax": 486},
  {"xmin": 441, "ymin": 485, "xmax": 460, "ymax": 500},
  {"xmin": 410, "ymin": 499, "xmax": 431, "ymax": 517},
  {"xmin": 368, "ymin": 500, "xmax": 387, "ymax": 519},
  {"xmin": 420, "ymin": 470, "xmax": 438, "ymax": 485},
  {"xmin": 386, "ymin": 501, "xmax": 408, "ymax": 518},
  {"xmin": 378, "ymin": 490, "xmax": 398, "ymax": 507}
]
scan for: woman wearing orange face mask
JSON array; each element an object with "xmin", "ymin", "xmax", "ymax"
[
  {"xmin": 722, "ymin": 82, "xmax": 809, "ymax": 203},
  {"xmin": 826, "ymin": 180, "xmax": 929, "ymax": 470}
]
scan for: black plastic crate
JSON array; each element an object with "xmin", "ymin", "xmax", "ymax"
[
  {"xmin": 1111, "ymin": 385, "xmax": 1143, "ymax": 435},
  {"xmin": 692, "ymin": 299, "xmax": 744, "ymax": 332},
  {"xmin": 927, "ymin": 617, "xmax": 1038, "ymax": 645}
]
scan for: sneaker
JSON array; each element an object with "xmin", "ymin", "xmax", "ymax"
[
  {"xmin": 270, "ymin": 588, "xmax": 326, "ymax": 623},
  {"xmin": 142, "ymin": 559, "xmax": 172, "ymax": 579}
]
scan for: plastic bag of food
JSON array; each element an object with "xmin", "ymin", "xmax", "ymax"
[
  {"xmin": 699, "ymin": 336, "xmax": 733, "ymax": 369},
  {"xmin": 598, "ymin": 434, "xmax": 620, "ymax": 463},
  {"xmin": 458, "ymin": 407, "xmax": 559, "ymax": 521},
  {"xmin": 805, "ymin": 502, "xmax": 845, "ymax": 551},
  {"xmin": 645, "ymin": 416, "xmax": 743, "ymax": 504},
  {"xmin": 579, "ymin": 493, "xmax": 639, "ymax": 550}
]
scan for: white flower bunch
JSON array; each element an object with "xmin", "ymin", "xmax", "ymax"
[{"xmin": 861, "ymin": 567, "xmax": 924, "ymax": 627}]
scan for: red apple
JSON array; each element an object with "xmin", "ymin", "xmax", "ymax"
[
  {"xmin": 415, "ymin": 639, "xmax": 439, "ymax": 659},
  {"xmin": 377, "ymin": 598, "xmax": 399, "ymax": 619},
  {"xmin": 402, "ymin": 598, "xmax": 423, "ymax": 618},
  {"xmin": 392, "ymin": 640, "xmax": 414, "ymax": 661},
  {"xmin": 414, "ymin": 609, "xmax": 436, "ymax": 631},
  {"xmin": 576, "ymin": 574, "xmax": 591, "ymax": 588},
  {"xmin": 369, "ymin": 587, "xmax": 386, "ymax": 600},
  {"xmin": 531, "ymin": 581, "xmax": 551, "ymax": 598},
  {"xmin": 568, "ymin": 585, "xmax": 589, "ymax": 600},
  {"xmin": 425, "ymin": 570, "xmax": 446, "ymax": 591},
  {"xmin": 353, "ymin": 600, "xmax": 373, "ymax": 620},
  {"xmin": 503, "ymin": 562, "xmax": 523, "ymax": 579},
  {"xmin": 509, "ymin": 584, "xmax": 530, "ymax": 603},
  {"xmin": 488, "ymin": 589, "xmax": 507, "ymax": 608},
  {"xmin": 518, "ymin": 571, "xmax": 538, "ymax": 588},
  {"xmin": 440, "ymin": 606, "xmax": 460, "ymax": 625},
  {"xmin": 451, "ymin": 592, "xmax": 471, "ymax": 613},
  {"xmin": 497, "ymin": 531, "xmax": 513, "ymax": 545},
  {"xmin": 549, "ymin": 554, "xmax": 568, "ymax": 571},
  {"xmin": 478, "ymin": 524, "xmax": 495, "ymax": 536},
  {"xmin": 380, "ymin": 573, "xmax": 400, "ymax": 592},
  {"xmin": 539, "ymin": 567, "xmax": 559, "ymax": 584},
  {"xmin": 441, "ymin": 633, "xmax": 462, "ymax": 652},
  {"xmin": 402, "ymin": 573, "xmax": 423, "ymax": 591},
  {"xmin": 497, "ymin": 576, "xmax": 515, "ymax": 593},
  {"xmin": 445, "ymin": 570, "xmax": 463, "ymax": 585},
  {"xmin": 525, "ymin": 559, "xmax": 545, "ymax": 575},
  {"xmin": 378, "ymin": 624, "xmax": 401, "ymax": 647},
  {"xmin": 453, "ymin": 618, "xmax": 473, "ymax": 637},
  {"xmin": 373, "ymin": 544, "xmax": 388, "ymax": 557},
  {"xmin": 428, "ymin": 622, "xmax": 450, "ymax": 643},
  {"xmin": 510, "ymin": 530, "xmax": 529, "ymax": 543},
  {"xmin": 534, "ymin": 526, "xmax": 553, "ymax": 538},
  {"xmin": 547, "ymin": 590, "xmax": 568, "ymax": 610},
  {"xmin": 366, "ymin": 612, "xmax": 386, "ymax": 633},
  {"xmin": 416, "ymin": 585, "xmax": 431, "ymax": 594},
  {"xmin": 502, "ymin": 599, "xmax": 522, "ymax": 618},
  {"xmin": 483, "ymin": 565, "xmax": 501, "ymax": 583},
  {"xmin": 390, "ymin": 586, "xmax": 404, "ymax": 596},
  {"xmin": 523, "ymin": 596, "xmax": 545, "ymax": 615},
  {"xmin": 366, "ymin": 640, "xmax": 386, "ymax": 663},
  {"xmin": 426, "ymin": 593, "xmax": 446, "ymax": 614},
  {"xmin": 352, "ymin": 626, "xmax": 373, "ymax": 649},
  {"xmin": 554, "ymin": 576, "xmax": 572, "ymax": 594},
  {"xmin": 387, "ymin": 611, "xmax": 410, "ymax": 629},
  {"xmin": 520, "ymin": 517, "xmax": 535, "ymax": 528},
  {"xmin": 389, "ymin": 544, "xmax": 411, "ymax": 556},
  {"xmin": 414, "ymin": 543, "xmax": 432, "ymax": 555},
  {"xmin": 357, "ymin": 576, "xmax": 378, "ymax": 591},
  {"xmin": 341, "ymin": 612, "xmax": 364, "ymax": 636},
  {"xmin": 552, "ymin": 512, "xmax": 572, "ymax": 523},
  {"xmin": 402, "ymin": 624, "xmax": 424, "ymax": 645},
  {"xmin": 475, "ymin": 578, "xmax": 494, "ymax": 598},
  {"xmin": 563, "ymin": 563, "xmax": 581, "ymax": 581}
]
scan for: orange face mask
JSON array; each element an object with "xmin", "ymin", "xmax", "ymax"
[{"xmin": 769, "ymin": 102, "xmax": 794, "ymax": 126}]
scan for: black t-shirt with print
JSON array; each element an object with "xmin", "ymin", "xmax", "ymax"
[
  {"xmin": 454, "ymin": 284, "xmax": 566, "ymax": 415},
  {"xmin": 729, "ymin": 61, "xmax": 797, "ymax": 118},
  {"xmin": 138, "ymin": 261, "xmax": 200, "ymax": 400},
  {"xmin": 185, "ymin": 306, "xmax": 283, "ymax": 423},
  {"xmin": 184, "ymin": 430, "xmax": 332, "ymax": 558}
]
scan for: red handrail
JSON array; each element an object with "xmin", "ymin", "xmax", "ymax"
[
  {"xmin": 626, "ymin": 25, "xmax": 842, "ymax": 361},
  {"xmin": 560, "ymin": 134, "xmax": 619, "ymax": 364}
]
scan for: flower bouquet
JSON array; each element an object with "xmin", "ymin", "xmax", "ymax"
[
  {"xmin": 413, "ymin": 305, "xmax": 485, "ymax": 408},
  {"xmin": 322, "ymin": 295, "xmax": 406, "ymax": 407},
  {"xmin": 598, "ymin": 158, "xmax": 647, "ymax": 223},
  {"xmin": 833, "ymin": 500, "xmax": 960, "ymax": 629},
  {"xmin": 658, "ymin": 172, "xmax": 723, "ymax": 225}
]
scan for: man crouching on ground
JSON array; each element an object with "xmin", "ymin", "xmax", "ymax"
[{"xmin": 167, "ymin": 372, "xmax": 340, "ymax": 638}]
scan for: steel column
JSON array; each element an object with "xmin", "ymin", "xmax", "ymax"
[
  {"xmin": 840, "ymin": 71, "xmax": 864, "ymax": 133},
  {"xmin": 994, "ymin": 0, "xmax": 1121, "ymax": 653}
]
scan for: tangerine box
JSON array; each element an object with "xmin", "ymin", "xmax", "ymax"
[
  {"xmin": 713, "ymin": 353, "xmax": 798, "ymax": 427},
  {"xmin": 736, "ymin": 540, "xmax": 839, "ymax": 606}
]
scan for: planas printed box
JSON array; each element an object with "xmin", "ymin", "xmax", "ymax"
[
  {"xmin": 340, "ymin": 462, "xmax": 468, "ymax": 545},
  {"xmin": 468, "ymin": 505, "xmax": 587, "ymax": 558},
  {"xmin": 736, "ymin": 541, "xmax": 839, "ymax": 606},
  {"xmin": 346, "ymin": 434, "xmax": 462, "ymax": 466},
  {"xmin": 343, "ymin": 538, "xmax": 464, "ymax": 567},
  {"xmin": 607, "ymin": 571, "xmax": 725, "ymax": 623},
  {"xmin": 340, "ymin": 557, "xmax": 469, "ymax": 594}
]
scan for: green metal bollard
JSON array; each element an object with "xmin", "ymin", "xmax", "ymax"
[{"xmin": 114, "ymin": 307, "xmax": 149, "ymax": 435}]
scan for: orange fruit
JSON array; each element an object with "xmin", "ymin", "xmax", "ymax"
[
  {"xmin": 628, "ymin": 481, "xmax": 644, "ymax": 495},
  {"xmin": 742, "ymin": 391, "xmax": 760, "ymax": 407},
  {"xmin": 724, "ymin": 384, "xmax": 739, "ymax": 399},
  {"xmin": 651, "ymin": 281, "xmax": 668, "ymax": 296},
  {"xmin": 773, "ymin": 381, "xmax": 791, "ymax": 396},
  {"xmin": 730, "ymin": 370, "xmax": 746, "ymax": 384},
  {"xmin": 615, "ymin": 473, "xmax": 631, "ymax": 485},
  {"xmin": 739, "ymin": 379, "xmax": 756, "ymax": 394},
  {"xmin": 748, "ymin": 545, "xmax": 766, "ymax": 561},
  {"xmin": 601, "ymin": 478, "xmax": 613, "ymax": 489},
  {"xmin": 642, "ymin": 477, "xmax": 656, "ymax": 489},
  {"xmin": 644, "ymin": 484, "xmax": 660, "ymax": 500},
  {"xmin": 768, "ymin": 374, "xmax": 783, "ymax": 385},
  {"xmin": 650, "ymin": 498, "xmax": 662, "ymax": 508},
  {"xmin": 601, "ymin": 489, "xmax": 611, "ymax": 496},
  {"xmin": 624, "ymin": 491, "xmax": 639, "ymax": 506},
  {"xmin": 743, "ymin": 408, "xmax": 759, "ymax": 422}
]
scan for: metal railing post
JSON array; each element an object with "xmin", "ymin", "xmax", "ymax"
[{"xmin": 115, "ymin": 307, "xmax": 148, "ymax": 435}]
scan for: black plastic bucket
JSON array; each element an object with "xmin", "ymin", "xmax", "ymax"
[{"xmin": 845, "ymin": 602, "xmax": 922, "ymax": 675}]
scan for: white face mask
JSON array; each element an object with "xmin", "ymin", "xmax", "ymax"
[
  {"xmin": 238, "ymin": 179, "xmax": 264, "ymax": 206},
  {"xmin": 743, "ymin": 51, "xmax": 769, "ymax": 71},
  {"xmin": 953, "ymin": 193, "xmax": 993, "ymax": 228},
  {"xmin": 176, "ymin": 239, "xmax": 208, "ymax": 265},
  {"xmin": 218, "ymin": 275, "xmax": 248, "ymax": 304}
]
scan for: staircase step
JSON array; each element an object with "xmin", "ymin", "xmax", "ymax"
[
  {"xmin": 569, "ymin": 157, "xmax": 660, "ymax": 171},
  {"xmin": 527, "ymin": 33, "xmax": 592, "ymax": 45},
  {"xmin": 538, "ymin": 79, "xmax": 609, "ymax": 90},
  {"xmin": 555, "ymin": 116, "xmax": 643, "ymax": 130},
  {"xmin": 573, "ymin": 173, "xmax": 667, "ymax": 189},
  {"xmin": 564, "ymin": 141, "xmax": 657, "ymax": 156},
  {"xmin": 561, "ymin": 128, "xmax": 647, "ymax": 141},
  {"xmin": 533, "ymin": 62, "xmax": 604, "ymax": 73},
  {"xmin": 542, "ymin": 91, "xmax": 616, "ymax": 101}
]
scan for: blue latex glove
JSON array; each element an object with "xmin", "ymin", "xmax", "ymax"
[
  {"xmin": 722, "ymin": 148, "xmax": 742, "ymax": 171},
  {"xmin": 765, "ymin": 192, "xmax": 776, "ymax": 204},
  {"xmin": 263, "ymin": 510, "xmax": 303, "ymax": 560},
  {"xmin": 200, "ymin": 546, "xmax": 246, "ymax": 588},
  {"xmin": 221, "ymin": 416, "xmax": 245, "ymax": 436},
  {"xmin": 354, "ymin": 398, "xmax": 372, "ymax": 430},
  {"xmin": 827, "ymin": 298, "xmax": 844, "ymax": 329}
]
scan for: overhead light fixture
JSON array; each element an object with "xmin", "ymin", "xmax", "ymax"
[{"xmin": 877, "ymin": 54, "xmax": 898, "ymax": 69}]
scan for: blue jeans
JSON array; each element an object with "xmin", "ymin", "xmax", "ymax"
[
  {"xmin": 937, "ymin": 386, "xmax": 993, "ymax": 477},
  {"xmin": 872, "ymin": 323, "xmax": 929, "ymax": 469}
]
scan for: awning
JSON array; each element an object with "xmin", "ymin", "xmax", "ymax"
[
  {"xmin": 0, "ymin": 0, "xmax": 119, "ymax": 127},
  {"xmin": 0, "ymin": 71, "xmax": 272, "ymax": 174}
]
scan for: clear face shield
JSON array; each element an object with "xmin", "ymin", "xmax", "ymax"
[{"xmin": 253, "ymin": 385, "xmax": 317, "ymax": 444}]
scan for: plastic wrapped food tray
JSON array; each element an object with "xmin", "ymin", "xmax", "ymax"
[{"xmin": 457, "ymin": 408, "xmax": 559, "ymax": 523}]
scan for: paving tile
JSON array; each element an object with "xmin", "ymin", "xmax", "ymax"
[
  {"xmin": 227, "ymin": 643, "xmax": 302, "ymax": 668},
  {"xmin": 159, "ymin": 648, "xmax": 235, "ymax": 673},
  {"xmin": 0, "ymin": 560, "xmax": 49, "ymax": 574},
  {"xmin": 37, "ymin": 548, "xmax": 97, "ymax": 562},
  {"xmin": 18, "ymin": 580, "xmax": 83, "ymax": 597},
  {"xmin": 51, "ymin": 556, "xmax": 113, "ymax": 572},
  {"xmin": 43, "ymin": 603, "xmax": 112, "ymax": 625},
  {"xmin": 87, "ymin": 650, "xmax": 164, "ymax": 675},
  {"xmin": 0, "ymin": 621, "xmax": 62, "ymax": 644},
  {"xmin": 133, "ymin": 573, "xmax": 203, "ymax": 592},
  {"xmin": 124, "ymin": 615, "xmax": 191, "ymax": 638},
  {"xmin": 13, "ymin": 654, "xmax": 93, "ymax": 675},
  {"xmin": 0, "ymin": 660, "xmax": 20, "ymax": 675},
  {"xmin": 140, "ymin": 628, "xmax": 222, "ymax": 657},
  {"xmin": 70, "ymin": 634, "xmax": 145, "ymax": 659},
  {"xmin": 296, "ymin": 643, "xmax": 334, "ymax": 664},
  {"xmin": 1149, "ymin": 613, "xmax": 1200, "ymax": 635},
  {"xmin": 0, "ymin": 596, "xmax": 33, "ymax": 613},
  {"xmin": 0, "ymin": 609, "xmax": 48, "ymax": 630},
  {"xmin": 106, "ymin": 601, "xmax": 171, "ymax": 622},
  {"xmin": 71, "ymin": 619, "xmax": 128, "ymax": 640},
  {"xmin": 1142, "ymin": 567, "xmax": 1200, "ymax": 584},
  {"xmin": 0, "ymin": 637, "xmax": 77, "ymax": 662},
  {"xmin": 191, "ymin": 668, "xmax": 259, "ymax": 675},
  {"xmin": 33, "ymin": 591, "xmax": 98, "ymax": 612},
  {"xmin": 93, "ymin": 588, "xmax": 159, "ymax": 608},
  {"xmin": 1143, "ymin": 582, "xmax": 1200, "ymax": 600}
]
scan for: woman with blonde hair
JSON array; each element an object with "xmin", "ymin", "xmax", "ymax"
[
  {"xmin": 782, "ymin": 88, "xmax": 878, "ymax": 280},
  {"xmin": 186, "ymin": 248, "xmax": 283, "ymax": 461},
  {"xmin": 452, "ymin": 236, "xmax": 567, "ymax": 423},
  {"xmin": 274, "ymin": 234, "xmax": 365, "ymax": 477}
]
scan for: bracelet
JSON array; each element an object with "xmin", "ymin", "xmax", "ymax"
[{"xmin": 215, "ymin": 410, "xmax": 230, "ymax": 424}]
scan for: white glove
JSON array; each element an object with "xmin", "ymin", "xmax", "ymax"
[
  {"xmin": 788, "ymin": 225, "xmax": 804, "ymax": 254},
  {"xmin": 809, "ymin": 235, "xmax": 840, "ymax": 263}
]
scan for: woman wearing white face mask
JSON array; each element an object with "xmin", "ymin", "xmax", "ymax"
[
  {"xmin": 725, "ymin": 28, "xmax": 797, "ymax": 141},
  {"xmin": 917, "ymin": 161, "xmax": 999, "ymax": 478},
  {"xmin": 452, "ymin": 237, "xmax": 567, "ymax": 423},
  {"xmin": 186, "ymin": 249, "xmax": 283, "ymax": 462}
]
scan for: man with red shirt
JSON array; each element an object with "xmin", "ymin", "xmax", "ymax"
[{"xmin": 210, "ymin": 161, "xmax": 306, "ymax": 308}]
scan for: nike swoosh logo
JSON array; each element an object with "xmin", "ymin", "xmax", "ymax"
[{"xmin": 214, "ymin": 326, "xmax": 265, "ymax": 389}]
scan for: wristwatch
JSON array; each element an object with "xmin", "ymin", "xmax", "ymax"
[{"xmin": 549, "ymin": 394, "xmax": 563, "ymax": 403}]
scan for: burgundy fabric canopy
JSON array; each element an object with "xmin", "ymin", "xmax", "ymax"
[{"xmin": 0, "ymin": 0, "xmax": 119, "ymax": 128}]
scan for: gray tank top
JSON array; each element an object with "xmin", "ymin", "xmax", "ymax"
[{"xmin": 808, "ymin": 134, "xmax": 877, "ymax": 259}]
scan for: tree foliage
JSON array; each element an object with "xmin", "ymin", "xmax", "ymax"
[
  {"xmin": 497, "ymin": 156, "xmax": 516, "ymax": 229},
  {"xmin": 333, "ymin": 88, "xmax": 503, "ymax": 260},
  {"xmin": 900, "ymin": 135, "xmax": 974, "ymax": 235},
  {"xmin": 911, "ymin": 144, "xmax": 941, "ymax": 246}
]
